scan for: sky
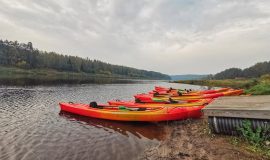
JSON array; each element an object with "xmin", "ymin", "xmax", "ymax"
[{"xmin": 0, "ymin": 0, "xmax": 269, "ymax": 75}]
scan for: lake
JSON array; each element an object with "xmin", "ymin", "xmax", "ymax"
[{"xmin": 0, "ymin": 80, "xmax": 206, "ymax": 160}]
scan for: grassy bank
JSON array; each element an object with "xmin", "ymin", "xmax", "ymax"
[
  {"xmin": 0, "ymin": 66, "xmax": 147, "ymax": 85},
  {"xmin": 175, "ymin": 74, "xmax": 270, "ymax": 95},
  {"xmin": 0, "ymin": 66, "xmax": 122, "ymax": 79}
]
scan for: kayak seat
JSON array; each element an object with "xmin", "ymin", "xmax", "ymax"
[
  {"xmin": 135, "ymin": 98, "xmax": 141, "ymax": 103},
  {"xmin": 137, "ymin": 108, "xmax": 146, "ymax": 111},
  {"xmin": 89, "ymin": 101, "xmax": 103, "ymax": 109},
  {"xmin": 169, "ymin": 98, "xmax": 178, "ymax": 104}
]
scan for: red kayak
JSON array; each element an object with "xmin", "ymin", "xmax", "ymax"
[
  {"xmin": 59, "ymin": 102, "xmax": 205, "ymax": 122},
  {"xmin": 134, "ymin": 93, "xmax": 223, "ymax": 103},
  {"xmin": 110, "ymin": 98, "xmax": 204, "ymax": 104},
  {"xmin": 152, "ymin": 86, "xmax": 230, "ymax": 96},
  {"xmin": 108, "ymin": 98, "xmax": 213, "ymax": 107},
  {"xmin": 135, "ymin": 89, "xmax": 243, "ymax": 103}
]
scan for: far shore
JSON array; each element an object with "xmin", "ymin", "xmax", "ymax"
[
  {"xmin": 0, "ymin": 66, "xmax": 167, "ymax": 85},
  {"xmin": 172, "ymin": 75, "xmax": 270, "ymax": 95}
]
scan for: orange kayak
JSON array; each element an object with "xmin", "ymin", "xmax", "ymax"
[
  {"xmin": 59, "ymin": 102, "xmax": 205, "ymax": 122},
  {"xmin": 152, "ymin": 87, "xmax": 230, "ymax": 96},
  {"xmin": 108, "ymin": 99, "xmax": 212, "ymax": 107},
  {"xmin": 135, "ymin": 89, "xmax": 243, "ymax": 102}
]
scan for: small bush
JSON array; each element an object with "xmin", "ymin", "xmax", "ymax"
[
  {"xmin": 237, "ymin": 120, "xmax": 270, "ymax": 146},
  {"xmin": 245, "ymin": 83, "xmax": 270, "ymax": 95}
]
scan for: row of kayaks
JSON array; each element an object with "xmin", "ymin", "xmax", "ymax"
[{"xmin": 59, "ymin": 86, "xmax": 243, "ymax": 122}]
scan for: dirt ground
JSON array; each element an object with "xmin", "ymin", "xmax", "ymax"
[{"xmin": 140, "ymin": 119, "xmax": 265, "ymax": 160}]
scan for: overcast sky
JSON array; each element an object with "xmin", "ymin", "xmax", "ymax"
[{"xmin": 0, "ymin": 0, "xmax": 269, "ymax": 75}]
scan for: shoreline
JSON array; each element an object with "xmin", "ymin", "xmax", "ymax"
[
  {"xmin": 172, "ymin": 76, "xmax": 270, "ymax": 95},
  {"xmin": 0, "ymin": 66, "xmax": 169, "ymax": 85},
  {"xmin": 139, "ymin": 119, "xmax": 264, "ymax": 160}
]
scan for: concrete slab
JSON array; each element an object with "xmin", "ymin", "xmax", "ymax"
[{"xmin": 203, "ymin": 96, "xmax": 270, "ymax": 119}]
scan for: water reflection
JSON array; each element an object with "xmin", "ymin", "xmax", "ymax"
[
  {"xmin": 0, "ymin": 81, "xmax": 204, "ymax": 160},
  {"xmin": 59, "ymin": 111, "xmax": 167, "ymax": 141}
]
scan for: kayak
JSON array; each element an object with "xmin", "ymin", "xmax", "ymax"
[
  {"xmin": 222, "ymin": 89, "xmax": 244, "ymax": 96},
  {"xmin": 59, "ymin": 102, "xmax": 205, "ymax": 122},
  {"xmin": 134, "ymin": 89, "xmax": 243, "ymax": 102},
  {"xmin": 135, "ymin": 93, "xmax": 223, "ymax": 102},
  {"xmin": 108, "ymin": 99, "xmax": 213, "ymax": 107},
  {"xmin": 108, "ymin": 99, "xmax": 206, "ymax": 105},
  {"xmin": 150, "ymin": 89, "xmax": 242, "ymax": 98},
  {"xmin": 152, "ymin": 87, "xmax": 230, "ymax": 96}
]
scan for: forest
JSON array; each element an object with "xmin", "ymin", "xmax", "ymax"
[
  {"xmin": 0, "ymin": 39, "xmax": 170, "ymax": 80},
  {"xmin": 208, "ymin": 61, "xmax": 270, "ymax": 80}
]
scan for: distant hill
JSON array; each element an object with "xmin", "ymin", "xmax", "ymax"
[
  {"xmin": 0, "ymin": 39, "xmax": 170, "ymax": 80},
  {"xmin": 213, "ymin": 61, "xmax": 270, "ymax": 79},
  {"xmin": 170, "ymin": 74, "xmax": 207, "ymax": 80}
]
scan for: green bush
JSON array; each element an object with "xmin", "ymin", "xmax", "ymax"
[
  {"xmin": 237, "ymin": 120, "xmax": 269, "ymax": 146},
  {"xmin": 245, "ymin": 83, "xmax": 270, "ymax": 95}
]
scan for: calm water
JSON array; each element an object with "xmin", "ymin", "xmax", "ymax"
[{"xmin": 0, "ymin": 81, "xmax": 205, "ymax": 160}]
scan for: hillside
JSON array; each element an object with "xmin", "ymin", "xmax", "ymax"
[
  {"xmin": 170, "ymin": 74, "xmax": 207, "ymax": 80},
  {"xmin": 212, "ymin": 61, "xmax": 270, "ymax": 79},
  {"xmin": 176, "ymin": 61, "xmax": 270, "ymax": 95},
  {"xmin": 0, "ymin": 39, "xmax": 170, "ymax": 80}
]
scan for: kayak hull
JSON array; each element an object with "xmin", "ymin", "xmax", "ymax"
[{"xmin": 59, "ymin": 103, "xmax": 204, "ymax": 122}]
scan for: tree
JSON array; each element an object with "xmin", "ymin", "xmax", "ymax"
[{"xmin": 27, "ymin": 42, "xmax": 33, "ymax": 51}]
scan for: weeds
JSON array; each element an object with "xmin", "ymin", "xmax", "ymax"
[
  {"xmin": 245, "ymin": 82, "xmax": 270, "ymax": 95},
  {"xmin": 237, "ymin": 120, "xmax": 268, "ymax": 146},
  {"xmin": 236, "ymin": 120, "xmax": 270, "ymax": 158}
]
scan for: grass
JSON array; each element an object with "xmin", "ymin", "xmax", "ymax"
[
  {"xmin": 230, "ymin": 137, "xmax": 270, "ymax": 159},
  {"xmin": 0, "ymin": 66, "xmax": 120, "ymax": 79},
  {"xmin": 176, "ymin": 74, "xmax": 270, "ymax": 95},
  {"xmin": 177, "ymin": 79, "xmax": 257, "ymax": 89},
  {"xmin": 230, "ymin": 120, "xmax": 270, "ymax": 158},
  {"xmin": 245, "ymin": 75, "xmax": 270, "ymax": 95}
]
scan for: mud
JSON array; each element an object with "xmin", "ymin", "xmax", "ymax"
[{"xmin": 140, "ymin": 119, "xmax": 264, "ymax": 160}]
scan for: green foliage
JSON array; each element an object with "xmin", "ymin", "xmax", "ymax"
[
  {"xmin": 245, "ymin": 75, "xmax": 270, "ymax": 95},
  {"xmin": 179, "ymin": 79, "xmax": 255, "ymax": 89},
  {"xmin": 0, "ymin": 39, "xmax": 170, "ymax": 80},
  {"xmin": 16, "ymin": 60, "xmax": 28, "ymax": 68},
  {"xmin": 245, "ymin": 83, "xmax": 270, "ymax": 95},
  {"xmin": 237, "ymin": 120, "xmax": 267, "ymax": 146},
  {"xmin": 231, "ymin": 137, "xmax": 240, "ymax": 146},
  {"xmin": 236, "ymin": 120, "xmax": 270, "ymax": 158}
]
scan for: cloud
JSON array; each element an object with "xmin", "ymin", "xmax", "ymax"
[{"xmin": 0, "ymin": 0, "xmax": 269, "ymax": 74}]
